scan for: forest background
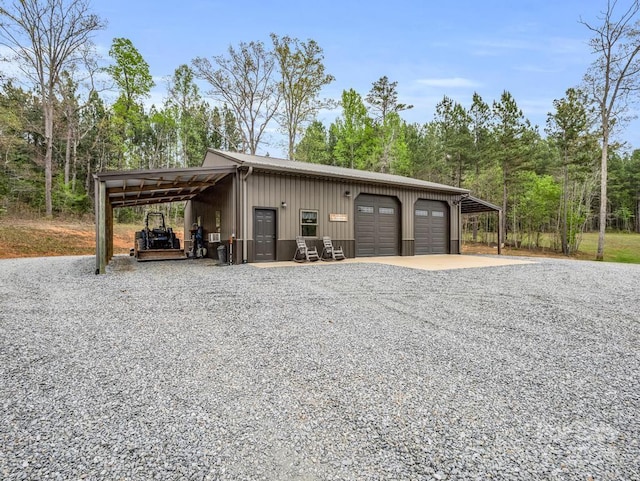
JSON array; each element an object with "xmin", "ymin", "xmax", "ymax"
[{"xmin": 0, "ymin": 0, "xmax": 639, "ymax": 261}]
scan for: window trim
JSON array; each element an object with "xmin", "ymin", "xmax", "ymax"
[{"xmin": 300, "ymin": 209, "xmax": 319, "ymax": 237}]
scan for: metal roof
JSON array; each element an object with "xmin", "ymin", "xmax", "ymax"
[
  {"xmin": 460, "ymin": 196, "xmax": 501, "ymax": 214},
  {"xmin": 93, "ymin": 151, "xmax": 481, "ymax": 209},
  {"xmin": 93, "ymin": 166, "xmax": 235, "ymax": 208},
  {"xmin": 207, "ymin": 149, "xmax": 470, "ymax": 195}
]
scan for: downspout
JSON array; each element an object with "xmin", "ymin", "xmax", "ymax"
[
  {"xmin": 232, "ymin": 170, "xmax": 237, "ymax": 264},
  {"xmin": 242, "ymin": 166, "xmax": 253, "ymax": 263}
]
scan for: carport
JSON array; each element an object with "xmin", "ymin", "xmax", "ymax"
[
  {"xmin": 93, "ymin": 166, "xmax": 235, "ymax": 274},
  {"xmin": 460, "ymin": 195, "xmax": 503, "ymax": 254}
]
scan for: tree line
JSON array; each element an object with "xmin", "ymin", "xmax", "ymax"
[{"xmin": 0, "ymin": 0, "xmax": 639, "ymax": 258}]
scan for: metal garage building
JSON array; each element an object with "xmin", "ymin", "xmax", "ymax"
[{"xmin": 94, "ymin": 149, "xmax": 501, "ymax": 273}]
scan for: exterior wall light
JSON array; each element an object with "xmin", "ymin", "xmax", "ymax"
[
  {"xmin": 281, "ymin": 201, "xmax": 287, "ymax": 208},
  {"xmin": 344, "ymin": 191, "xmax": 351, "ymax": 197}
]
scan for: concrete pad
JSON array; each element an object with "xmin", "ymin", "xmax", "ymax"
[{"xmin": 251, "ymin": 254, "xmax": 535, "ymax": 271}]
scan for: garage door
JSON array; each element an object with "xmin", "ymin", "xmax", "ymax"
[
  {"xmin": 414, "ymin": 200, "xmax": 449, "ymax": 254},
  {"xmin": 355, "ymin": 194, "xmax": 400, "ymax": 256}
]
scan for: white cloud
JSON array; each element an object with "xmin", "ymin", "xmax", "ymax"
[
  {"xmin": 469, "ymin": 35, "xmax": 589, "ymax": 62},
  {"xmin": 469, "ymin": 38, "xmax": 538, "ymax": 57},
  {"xmin": 416, "ymin": 77, "xmax": 480, "ymax": 88},
  {"xmin": 514, "ymin": 64, "xmax": 562, "ymax": 74}
]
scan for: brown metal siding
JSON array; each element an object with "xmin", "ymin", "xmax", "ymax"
[
  {"xmin": 246, "ymin": 172, "xmax": 352, "ymax": 242},
  {"xmin": 243, "ymin": 171, "xmax": 461, "ymax": 258}
]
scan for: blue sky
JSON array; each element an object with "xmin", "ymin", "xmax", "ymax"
[{"xmin": 90, "ymin": 0, "xmax": 629, "ymax": 157}]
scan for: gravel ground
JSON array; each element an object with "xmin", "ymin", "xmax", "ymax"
[{"xmin": 0, "ymin": 254, "xmax": 639, "ymax": 481}]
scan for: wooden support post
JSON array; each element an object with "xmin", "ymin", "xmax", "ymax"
[
  {"xmin": 458, "ymin": 202, "xmax": 463, "ymax": 255},
  {"xmin": 95, "ymin": 179, "xmax": 107, "ymax": 274},
  {"xmin": 106, "ymin": 197, "xmax": 113, "ymax": 262},
  {"xmin": 497, "ymin": 209, "xmax": 503, "ymax": 255}
]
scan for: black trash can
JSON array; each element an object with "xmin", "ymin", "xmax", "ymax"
[{"xmin": 217, "ymin": 245, "xmax": 227, "ymax": 265}]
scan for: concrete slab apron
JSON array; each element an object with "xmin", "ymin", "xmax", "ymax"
[{"xmin": 251, "ymin": 254, "xmax": 535, "ymax": 271}]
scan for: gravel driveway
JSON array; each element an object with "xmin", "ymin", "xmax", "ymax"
[{"xmin": 1, "ymin": 255, "xmax": 639, "ymax": 480}]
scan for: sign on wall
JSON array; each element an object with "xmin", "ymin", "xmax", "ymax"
[{"xmin": 329, "ymin": 213, "xmax": 348, "ymax": 222}]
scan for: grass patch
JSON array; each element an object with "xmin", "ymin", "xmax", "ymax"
[
  {"xmin": 464, "ymin": 231, "xmax": 640, "ymax": 264},
  {"xmin": 577, "ymin": 232, "xmax": 640, "ymax": 263}
]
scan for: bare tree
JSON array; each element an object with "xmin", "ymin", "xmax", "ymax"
[
  {"xmin": 581, "ymin": 0, "xmax": 640, "ymax": 260},
  {"xmin": 0, "ymin": 0, "xmax": 104, "ymax": 216},
  {"xmin": 60, "ymin": 47, "xmax": 108, "ymax": 189},
  {"xmin": 271, "ymin": 34, "xmax": 334, "ymax": 160},
  {"xmin": 193, "ymin": 41, "xmax": 280, "ymax": 155}
]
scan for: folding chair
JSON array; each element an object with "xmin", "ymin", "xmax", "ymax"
[
  {"xmin": 321, "ymin": 236, "xmax": 346, "ymax": 261},
  {"xmin": 293, "ymin": 236, "xmax": 320, "ymax": 262}
]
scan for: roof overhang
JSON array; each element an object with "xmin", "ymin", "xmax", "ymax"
[
  {"xmin": 461, "ymin": 195, "xmax": 501, "ymax": 214},
  {"xmin": 93, "ymin": 166, "xmax": 236, "ymax": 208}
]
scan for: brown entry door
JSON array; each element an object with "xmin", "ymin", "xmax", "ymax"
[{"xmin": 254, "ymin": 209, "xmax": 276, "ymax": 261}]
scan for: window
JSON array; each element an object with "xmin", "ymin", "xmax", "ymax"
[
  {"xmin": 432, "ymin": 211, "xmax": 445, "ymax": 217},
  {"xmin": 300, "ymin": 210, "xmax": 318, "ymax": 237},
  {"xmin": 357, "ymin": 205, "xmax": 374, "ymax": 214},
  {"xmin": 379, "ymin": 207, "xmax": 395, "ymax": 215},
  {"xmin": 415, "ymin": 209, "xmax": 429, "ymax": 217}
]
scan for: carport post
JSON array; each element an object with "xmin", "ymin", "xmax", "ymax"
[
  {"xmin": 95, "ymin": 178, "xmax": 107, "ymax": 274},
  {"xmin": 498, "ymin": 209, "xmax": 503, "ymax": 255},
  {"xmin": 458, "ymin": 202, "xmax": 463, "ymax": 255}
]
